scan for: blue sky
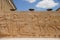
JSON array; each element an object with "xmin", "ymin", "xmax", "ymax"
[{"xmin": 13, "ymin": 0, "xmax": 60, "ymax": 11}]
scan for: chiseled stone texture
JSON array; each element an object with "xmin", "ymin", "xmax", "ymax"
[{"xmin": 0, "ymin": 11, "xmax": 60, "ymax": 38}]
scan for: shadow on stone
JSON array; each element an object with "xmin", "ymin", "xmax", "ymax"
[
  {"xmin": 47, "ymin": 9, "xmax": 52, "ymax": 11},
  {"xmin": 29, "ymin": 9, "xmax": 34, "ymax": 11}
]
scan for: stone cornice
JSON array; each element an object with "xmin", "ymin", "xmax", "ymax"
[{"xmin": 7, "ymin": 0, "xmax": 17, "ymax": 10}]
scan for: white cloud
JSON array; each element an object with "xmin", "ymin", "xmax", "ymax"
[
  {"xmin": 25, "ymin": 0, "xmax": 36, "ymax": 3},
  {"xmin": 36, "ymin": 0, "xmax": 58, "ymax": 8}
]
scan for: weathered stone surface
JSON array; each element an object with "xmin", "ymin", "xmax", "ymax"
[
  {"xmin": 0, "ymin": 0, "xmax": 60, "ymax": 38},
  {"xmin": 0, "ymin": 11, "xmax": 60, "ymax": 38}
]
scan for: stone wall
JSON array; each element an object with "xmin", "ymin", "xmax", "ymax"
[
  {"xmin": 0, "ymin": 0, "xmax": 60, "ymax": 38},
  {"xmin": 0, "ymin": 11, "xmax": 60, "ymax": 38},
  {"xmin": 0, "ymin": 0, "xmax": 14, "ymax": 11}
]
